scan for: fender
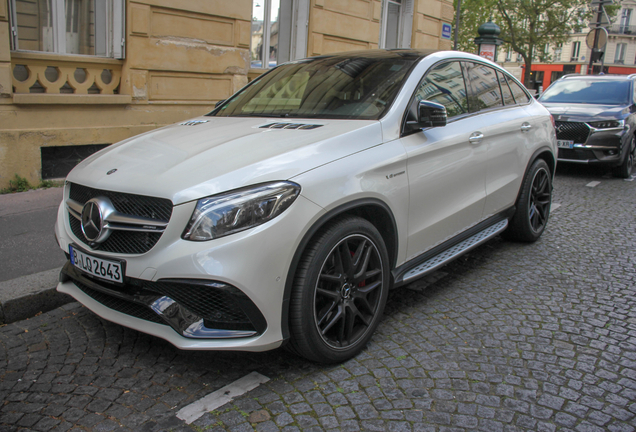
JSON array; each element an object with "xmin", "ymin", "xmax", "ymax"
[{"xmin": 279, "ymin": 198, "xmax": 399, "ymax": 341}]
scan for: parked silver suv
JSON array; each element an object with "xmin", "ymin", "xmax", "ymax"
[{"xmin": 55, "ymin": 50, "xmax": 557, "ymax": 363}]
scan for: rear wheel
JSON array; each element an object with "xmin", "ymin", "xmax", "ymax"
[
  {"xmin": 613, "ymin": 135, "xmax": 635, "ymax": 179},
  {"xmin": 504, "ymin": 159, "xmax": 552, "ymax": 242},
  {"xmin": 288, "ymin": 216, "xmax": 390, "ymax": 363}
]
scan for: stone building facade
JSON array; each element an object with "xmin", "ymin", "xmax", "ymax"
[{"xmin": 0, "ymin": 0, "xmax": 453, "ymax": 189}]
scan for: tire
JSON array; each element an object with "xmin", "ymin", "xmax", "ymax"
[
  {"xmin": 612, "ymin": 135, "xmax": 635, "ymax": 179},
  {"xmin": 288, "ymin": 216, "xmax": 390, "ymax": 363},
  {"xmin": 504, "ymin": 159, "xmax": 552, "ymax": 242}
]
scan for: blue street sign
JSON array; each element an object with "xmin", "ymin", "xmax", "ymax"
[{"xmin": 442, "ymin": 23, "xmax": 452, "ymax": 40}]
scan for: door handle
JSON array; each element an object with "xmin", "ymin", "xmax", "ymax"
[
  {"xmin": 469, "ymin": 132, "xmax": 484, "ymax": 144},
  {"xmin": 521, "ymin": 123, "xmax": 532, "ymax": 132}
]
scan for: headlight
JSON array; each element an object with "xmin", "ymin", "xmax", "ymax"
[
  {"xmin": 588, "ymin": 120, "xmax": 624, "ymax": 129},
  {"xmin": 182, "ymin": 181, "xmax": 301, "ymax": 241}
]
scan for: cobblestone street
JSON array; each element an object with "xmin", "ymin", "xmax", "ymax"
[{"xmin": 1, "ymin": 165, "xmax": 635, "ymax": 432}]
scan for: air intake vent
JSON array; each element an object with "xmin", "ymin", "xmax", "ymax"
[
  {"xmin": 260, "ymin": 123, "xmax": 324, "ymax": 130},
  {"xmin": 180, "ymin": 120, "xmax": 209, "ymax": 126}
]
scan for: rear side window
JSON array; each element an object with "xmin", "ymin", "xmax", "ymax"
[
  {"xmin": 497, "ymin": 71, "xmax": 515, "ymax": 105},
  {"xmin": 463, "ymin": 62, "xmax": 503, "ymax": 112},
  {"xmin": 412, "ymin": 61, "xmax": 469, "ymax": 118},
  {"xmin": 506, "ymin": 75, "xmax": 531, "ymax": 104}
]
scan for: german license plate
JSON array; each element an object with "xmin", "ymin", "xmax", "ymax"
[
  {"xmin": 69, "ymin": 245, "xmax": 124, "ymax": 284},
  {"xmin": 557, "ymin": 140, "xmax": 574, "ymax": 149}
]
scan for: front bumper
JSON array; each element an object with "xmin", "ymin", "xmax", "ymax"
[
  {"xmin": 557, "ymin": 122, "xmax": 629, "ymax": 166},
  {"xmin": 55, "ymin": 188, "xmax": 324, "ymax": 351}
]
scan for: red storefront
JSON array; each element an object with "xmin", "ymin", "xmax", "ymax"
[{"xmin": 521, "ymin": 63, "xmax": 636, "ymax": 93}]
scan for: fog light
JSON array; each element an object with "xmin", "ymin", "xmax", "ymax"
[{"xmin": 608, "ymin": 150, "xmax": 617, "ymax": 155}]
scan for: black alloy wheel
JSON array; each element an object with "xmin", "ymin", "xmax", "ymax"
[
  {"xmin": 528, "ymin": 166, "xmax": 551, "ymax": 234},
  {"xmin": 504, "ymin": 159, "xmax": 552, "ymax": 242},
  {"xmin": 288, "ymin": 216, "xmax": 390, "ymax": 363},
  {"xmin": 313, "ymin": 234, "xmax": 384, "ymax": 349},
  {"xmin": 613, "ymin": 135, "xmax": 636, "ymax": 179}
]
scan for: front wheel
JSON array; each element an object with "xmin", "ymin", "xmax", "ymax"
[
  {"xmin": 613, "ymin": 135, "xmax": 635, "ymax": 179},
  {"xmin": 288, "ymin": 216, "xmax": 390, "ymax": 363},
  {"xmin": 504, "ymin": 159, "xmax": 552, "ymax": 242}
]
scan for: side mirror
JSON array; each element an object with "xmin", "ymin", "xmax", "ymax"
[
  {"xmin": 418, "ymin": 100, "xmax": 447, "ymax": 128},
  {"xmin": 215, "ymin": 99, "xmax": 226, "ymax": 108}
]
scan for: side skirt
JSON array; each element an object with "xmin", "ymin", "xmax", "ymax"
[{"xmin": 392, "ymin": 209, "xmax": 514, "ymax": 288}]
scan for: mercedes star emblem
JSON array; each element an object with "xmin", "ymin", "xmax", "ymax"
[{"xmin": 80, "ymin": 197, "xmax": 114, "ymax": 243}]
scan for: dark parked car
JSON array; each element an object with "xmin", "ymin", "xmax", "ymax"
[{"xmin": 538, "ymin": 74, "xmax": 636, "ymax": 178}]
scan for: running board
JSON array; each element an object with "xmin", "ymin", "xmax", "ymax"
[{"xmin": 401, "ymin": 219, "xmax": 508, "ymax": 284}]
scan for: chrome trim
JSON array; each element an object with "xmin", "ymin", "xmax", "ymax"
[
  {"xmin": 573, "ymin": 144, "xmax": 619, "ymax": 150},
  {"xmin": 557, "ymin": 158, "xmax": 591, "ymax": 164},
  {"xmin": 179, "ymin": 120, "xmax": 209, "ymax": 126},
  {"xmin": 588, "ymin": 126, "xmax": 624, "ymax": 133},
  {"xmin": 66, "ymin": 198, "xmax": 168, "ymax": 233}
]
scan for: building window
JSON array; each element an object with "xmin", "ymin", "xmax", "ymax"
[
  {"xmin": 571, "ymin": 41, "xmax": 580, "ymax": 62},
  {"xmin": 8, "ymin": 0, "xmax": 125, "ymax": 58},
  {"xmin": 615, "ymin": 43, "xmax": 627, "ymax": 64},
  {"xmin": 250, "ymin": 0, "xmax": 308, "ymax": 68},
  {"xmin": 379, "ymin": 0, "xmax": 414, "ymax": 49},
  {"xmin": 554, "ymin": 43, "xmax": 562, "ymax": 62},
  {"xmin": 621, "ymin": 8, "xmax": 632, "ymax": 33}
]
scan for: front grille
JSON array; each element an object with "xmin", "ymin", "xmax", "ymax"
[
  {"xmin": 74, "ymin": 280, "xmax": 166, "ymax": 325},
  {"xmin": 68, "ymin": 183, "xmax": 172, "ymax": 254},
  {"xmin": 555, "ymin": 121, "xmax": 590, "ymax": 144},
  {"xmin": 142, "ymin": 281, "xmax": 255, "ymax": 330}
]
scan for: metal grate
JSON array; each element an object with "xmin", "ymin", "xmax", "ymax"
[
  {"xmin": 74, "ymin": 280, "xmax": 166, "ymax": 325},
  {"xmin": 70, "ymin": 183, "xmax": 172, "ymax": 221},
  {"xmin": 142, "ymin": 281, "xmax": 253, "ymax": 328},
  {"xmin": 555, "ymin": 121, "xmax": 590, "ymax": 144},
  {"xmin": 68, "ymin": 183, "xmax": 172, "ymax": 254}
]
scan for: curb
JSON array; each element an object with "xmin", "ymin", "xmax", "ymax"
[{"xmin": 0, "ymin": 268, "xmax": 74, "ymax": 324}]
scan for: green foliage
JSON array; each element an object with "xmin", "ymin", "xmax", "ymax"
[
  {"xmin": 455, "ymin": 0, "xmax": 592, "ymax": 85},
  {"xmin": 0, "ymin": 174, "xmax": 61, "ymax": 194}
]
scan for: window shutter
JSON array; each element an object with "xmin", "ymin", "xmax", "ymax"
[
  {"xmin": 112, "ymin": 0, "xmax": 125, "ymax": 59},
  {"xmin": 400, "ymin": 0, "xmax": 414, "ymax": 49}
]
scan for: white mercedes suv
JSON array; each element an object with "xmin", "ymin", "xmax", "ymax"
[{"xmin": 55, "ymin": 50, "xmax": 557, "ymax": 363}]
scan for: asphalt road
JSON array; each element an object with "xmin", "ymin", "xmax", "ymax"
[
  {"xmin": 1, "ymin": 165, "xmax": 635, "ymax": 431},
  {"xmin": 0, "ymin": 188, "xmax": 66, "ymax": 282}
]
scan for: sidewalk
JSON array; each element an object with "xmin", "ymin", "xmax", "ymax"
[{"xmin": 0, "ymin": 187, "xmax": 72, "ymax": 324}]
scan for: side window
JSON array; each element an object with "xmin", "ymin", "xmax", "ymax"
[
  {"xmin": 413, "ymin": 61, "xmax": 469, "ymax": 118},
  {"xmin": 463, "ymin": 62, "xmax": 503, "ymax": 112},
  {"xmin": 497, "ymin": 71, "xmax": 515, "ymax": 105},
  {"xmin": 506, "ymin": 76, "xmax": 531, "ymax": 104}
]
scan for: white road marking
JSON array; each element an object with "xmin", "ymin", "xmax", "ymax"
[
  {"xmin": 551, "ymin": 203, "xmax": 561, "ymax": 211},
  {"xmin": 586, "ymin": 181, "xmax": 601, "ymax": 188},
  {"xmin": 176, "ymin": 371, "xmax": 270, "ymax": 424}
]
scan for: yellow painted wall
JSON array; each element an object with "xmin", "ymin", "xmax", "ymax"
[
  {"xmin": 0, "ymin": 0, "xmax": 252, "ymax": 189},
  {"xmin": 308, "ymin": 0, "xmax": 381, "ymax": 55},
  {"xmin": 0, "ymin": 0, "xmax": 451, "ymax": 189}
]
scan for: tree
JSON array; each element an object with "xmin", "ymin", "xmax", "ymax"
[{"xmin": 455, "ymin": 0, "xmax": 591, "ymax": 86}]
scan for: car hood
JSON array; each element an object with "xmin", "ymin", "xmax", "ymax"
[
  {"xmin": 67, "ymin": 117, "xmax": 383, "ymax": 205},
  {"xmin": 540, "ymin": 103, "xmax": 629, "ymax": 121}
]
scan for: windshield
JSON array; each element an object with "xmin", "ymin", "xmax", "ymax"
[
  {"xmin": 539, "ymin": 79, "xmax": 631, "ymax": 105},
  {"xmin": 210, "ymin": 55, "xmax": 418, "ymax": 119}
]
